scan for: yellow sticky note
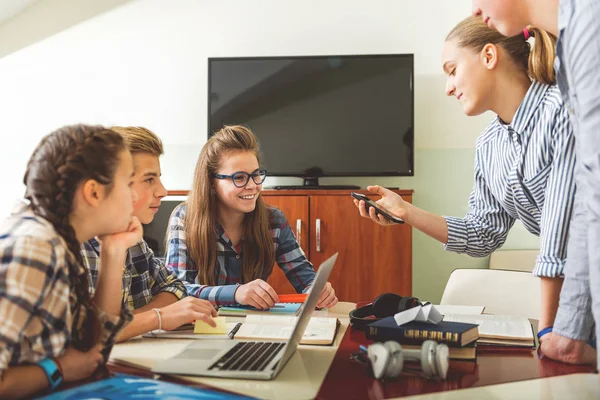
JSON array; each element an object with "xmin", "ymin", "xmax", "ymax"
[{"xmin": 194, "ymin": 317, "xmax": 227, "ymax": 334}]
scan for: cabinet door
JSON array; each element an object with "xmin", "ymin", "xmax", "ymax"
[
  {"xmin": 309, "ymin": 195, "xmax": 412, "ymax": 303},
  {"xmin": 261, "ymin": 195, "xmax": 309, "ymax": 294}
]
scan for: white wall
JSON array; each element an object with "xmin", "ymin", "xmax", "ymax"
[
  {"xmin": 0, "ymin": 0, "xmax": 134, "ymax": 58},
  {"xmin": 0, "ymin": 0, "xmax": 484, "ymax": 206},
  {"xmin": 0, "ymin": 0, "xmax": 540, "ymax": 301}
]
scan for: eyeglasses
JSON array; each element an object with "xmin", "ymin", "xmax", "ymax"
[{"xmin": 213, "ymin": 169, "xmax": 267, "ymax": 188}]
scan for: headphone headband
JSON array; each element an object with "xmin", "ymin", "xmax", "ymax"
[{"xmin": 349, "ymin": 293, "xmax": 423, "ymax": 332}]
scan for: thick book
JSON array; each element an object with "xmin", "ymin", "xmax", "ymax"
[
  {"xmin": 39, "ymin": 373, "xmax": 254, "ymax": 399},
  {"xmin": 234, "ymin": 315, "xmax": 340, "ymax": 345},
  {"xmin": 366, "ymin": 317, "xmax": 479, "ymax": 347},
  {"xmin": 217, "ymin": 303, "xmax": 302, "ymax": 317}
]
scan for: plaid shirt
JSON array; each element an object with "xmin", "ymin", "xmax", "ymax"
[
  {"xmin": 82, "ymin": 238, "xmax": 186, "ymax": 310},
  {"xmin": 166, "ymin": 204, "xmax": 315, "ymax": 305},
  {"xmin": 0, "ymin": 202, "xmax": 132, "ymax": 377}
]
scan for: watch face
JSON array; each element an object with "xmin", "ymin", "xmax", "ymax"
[{"xmin": 51, "ymin": 368, "xmax": 62, "ymax": 381}]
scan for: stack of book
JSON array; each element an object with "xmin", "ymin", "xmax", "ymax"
[{"xmin": 366, "ymin": 317, "xmax": 480, "ymax": 360}]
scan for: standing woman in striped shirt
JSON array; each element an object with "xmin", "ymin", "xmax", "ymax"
[
  {"xmin": 355, "ymin": 16, "xmax": 574, "ymax": 334},
  {"xmin": 0, "ymin": 125, "xmax": 142, "ymax": 398},
  {"xmin": 166, "ymin": 125, "xmax": 338, "ymax": 309}
]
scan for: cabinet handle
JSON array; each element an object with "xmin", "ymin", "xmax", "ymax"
[
  {"xmin": 316, "ymin": 218, "xmax": 321, "ymax": 252},
  {"xmin": 296, "ymin": 219, "xmax": 302, "ymax": 247}
]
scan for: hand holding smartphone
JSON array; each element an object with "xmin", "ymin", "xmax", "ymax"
[{"xmin": 351, "ymin": 192, "xmax": 404, "ymax": 224}]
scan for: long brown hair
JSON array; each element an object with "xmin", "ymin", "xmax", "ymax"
[
  {"xmin": 23, "ymin": 124, "xmax": 125, "ymax": 351},
  {"xmin": 446, "ymin": 16, "xmax": 557, "ymax": 85},
  {"xmin": 184, "ymin": 125, "xmax": 274, "ymax": 286}
]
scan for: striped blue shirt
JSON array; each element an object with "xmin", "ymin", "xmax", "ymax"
[
  {"xmin": 165, "ymin": 204, "xmax": 316, "ymax": 305},
  {"xmin": 552, "ymin": 0, "xmax": 600, "ymax": 349},
  {"xmin": 444, "ymin": 82, "xmax": 576, "ymax": 278}
]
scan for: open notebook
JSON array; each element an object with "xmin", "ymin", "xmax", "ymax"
[
  {"xmin": 234, "ymin": 315, "xmax": 340, "ymax": 345},
  {"xmin": 443, "ymin": 314, "xmax": 535, "ymax": 347}
]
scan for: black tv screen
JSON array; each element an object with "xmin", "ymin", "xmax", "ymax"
[{"xmin": 208, "ymin": 54, "xmax": 414, "ymax": 178}]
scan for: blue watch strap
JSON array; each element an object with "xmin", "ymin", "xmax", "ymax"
[
  {"xmin": 537, "ymin": 326, "xmax": 553, "ymax": 340},
  {"xmin": 38, "ymin": 358, "xmax": 63, "ymax": 390}
]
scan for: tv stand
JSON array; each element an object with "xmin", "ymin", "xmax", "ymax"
[
  {"xmin": 269, "ymin": 175, "xmax": 360, "ymax": 190},
  {"xmin": 270, "ymin": 184, "xmax": 361, "ymax": 190}
]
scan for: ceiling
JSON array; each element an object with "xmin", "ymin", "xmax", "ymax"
[{"xmin": 0, "ymin": 0, "xmax": 40, "ymax": 25}]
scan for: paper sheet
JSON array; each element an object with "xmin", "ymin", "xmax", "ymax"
[
  {"xmin": 393, "ymin": 304, "xmax": 443, "ymax": 326},
  {"xmin": 193, "ymin": 317, "xmax": 228, "ymax": 334},
  {"xmin": 433, "ymin": 305, "xmax": 485, "ymax": 315}
]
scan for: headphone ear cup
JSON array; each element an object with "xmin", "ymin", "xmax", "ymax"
[
  {"xmin": 372, "ymin": 293, "xmax": 402, "ymax": 318},
  {"xmin": 434, "ymin": 343, "xmax": 450, "ymax": 379},
  {"xmin": 382, "ymin": 341, "xmax": 404, "ymax": 378},
  {"xmin": 420, "ymin": 340, "xmax": 437, "ymax": 378},
  {"xmin": 367, "ymin": 343, "xmax": 391, "ymax": 379}
]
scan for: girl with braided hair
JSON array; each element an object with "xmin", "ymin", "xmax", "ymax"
[{"xmin": 0, "ymin": 124, "xmax": 142, "ymax": 398}]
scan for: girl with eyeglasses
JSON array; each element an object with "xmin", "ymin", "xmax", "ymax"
[{"xmin": 165, "ymin": 125, "xmax": 338, "ymax": 310}]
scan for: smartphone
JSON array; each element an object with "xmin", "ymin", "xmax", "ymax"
[{"xmin": 351, "ymin": 192, "xmax": 404, "ymax": 224}]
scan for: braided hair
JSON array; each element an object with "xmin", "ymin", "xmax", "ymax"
[{"xmin": 23, "ymin": 124, "xmax": 125, "ymax": 351}]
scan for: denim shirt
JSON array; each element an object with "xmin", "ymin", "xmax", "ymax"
[{"xmin": 552, "ymin": 0, "xmax": 600, "ymax": 356}]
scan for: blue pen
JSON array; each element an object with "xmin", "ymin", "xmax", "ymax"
[{"xmin": 359, "ymin": 345, "xmax": 368, "ymax": 353}]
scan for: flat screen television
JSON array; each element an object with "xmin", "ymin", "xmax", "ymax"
[{"xmin": 208, "ymin": 54, "xmax": 414, "ymax": 188}]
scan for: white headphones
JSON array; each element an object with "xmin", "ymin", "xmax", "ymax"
[{"xmin": 366, "ymin": 340, "xmax": 449, "ymax": 380}]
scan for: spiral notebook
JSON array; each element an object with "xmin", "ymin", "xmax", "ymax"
[{"xmin": 217, "ymin": 303, "xmax": 303, "ymax": 317}]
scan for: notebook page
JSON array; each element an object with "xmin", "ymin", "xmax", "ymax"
[
  {"xmin": 434, "ymin": 305, "xmax": 485, "ymax": 315},
  {"xmin": 244, "ymin": 315, "xmax": 337, "ymax": 327}
]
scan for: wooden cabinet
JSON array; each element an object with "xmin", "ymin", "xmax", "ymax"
[{"xmin": 262, "ymin": 189, "xmax": 413, "ymax": 303}]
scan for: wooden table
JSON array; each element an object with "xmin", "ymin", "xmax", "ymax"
[
  {"xmin": 61, "ymin": 301, "xmax": 595, "ymax": 400},
  {"xmin": 316, "ymin": 326, "xmax": 595, "ymax": 399}
]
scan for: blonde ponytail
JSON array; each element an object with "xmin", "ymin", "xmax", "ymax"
[
  {"xmin": 447, "ymin": 16, "xmax": 557, "ymax": 85},
  {"xmin": 527, "ymin": 27, "xmax": 557, "ymax": 85}
]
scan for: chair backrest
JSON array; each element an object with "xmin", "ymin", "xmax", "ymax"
[
  {"xmin": 440, "ymin": 268, "xmax": 540, "ymax": 320},
  {"xmin": 488, "ymin": 249, "xmax": 538, "ymax": 272}
]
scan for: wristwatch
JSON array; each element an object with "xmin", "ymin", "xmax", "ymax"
[{"xmin": 37, "ymin": 358, "xmax": 63, "ymax": 390}]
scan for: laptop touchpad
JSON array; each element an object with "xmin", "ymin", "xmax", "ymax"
[{"xmin": 176, "ymin": 349, "xmax": 222, "ymax": 360}]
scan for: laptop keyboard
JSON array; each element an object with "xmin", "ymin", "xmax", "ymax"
[{"xmin": 208, "ymin": 342, "xmax": 285, "ymax": 372}]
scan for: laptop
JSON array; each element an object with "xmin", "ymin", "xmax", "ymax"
[{"xmin": 153, "ymin": 252, "xmax": 338, "ymax": 380}]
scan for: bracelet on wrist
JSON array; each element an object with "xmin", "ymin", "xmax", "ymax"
[
  {"xmin": 37, "ymin": 358, "xmax": 63, "ymax": 390},
  {"xmin": 152, "ymin": 308, "xmax": 162, "ymax": 332},
  {"xmin": 537, "ymin": 326, "xmax": 553, "ymax": 340}
]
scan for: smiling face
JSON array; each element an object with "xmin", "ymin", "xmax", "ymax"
[
  {"xmin": 214, "ymin": 150, "xmax": 262, "ymax": 218},
  {"xmin": 131, "ymin": 152, "xmax": 167, "ymax": 224},
  {"xmin": 472, "ymin": 0, "xmax": 531, "ymax": 36},
  {"xmin": 442, "ymin": 39, "xmax": 496, "ymax": 116}
]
